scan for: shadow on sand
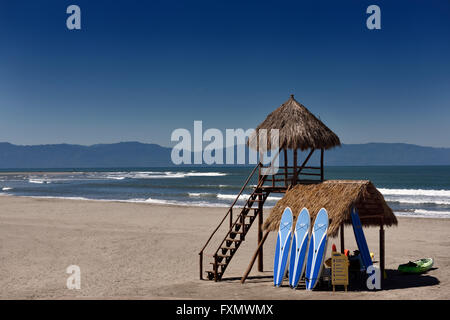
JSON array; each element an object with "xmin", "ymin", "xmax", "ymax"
[
  {"xmin": 219, "ymin": 269, "xmax": 440, "ymax": 291},
  {"xmin": 327, "ymin": 268, "xmax": 440, "ymax": 292},
  {"xmin": 220, "ymin": 274, "xmax": 273, "ymax": 284},
  {"xmin": 381, "ymin": 268, "xmax": 440, "ymax": 291}
]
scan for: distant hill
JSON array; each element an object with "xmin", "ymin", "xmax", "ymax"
[
  {"xmin": 0, "ymin": 141, "xmax": 449, "ymax": 168},
  {"xmin": 0, "ymin": 142, "xmax": 171, "ymax": 168}
]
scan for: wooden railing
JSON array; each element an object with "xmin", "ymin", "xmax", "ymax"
[
  {"xmin": 208, "ymin": 173, "xmax": 270, "ymax": 280},
  {"xmin": 198, "ymin": 162, "xmax": 262, "ymax": 280},
  {"xmin": 258, "ymin": 149, "xmax": 323, "ymax": 187}
]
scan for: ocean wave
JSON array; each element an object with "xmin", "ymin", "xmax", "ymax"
[
  {"xmin": 413, "ymin": 209, "xmax": 450, "ymax": 216},
  {"xmin": 217, "ymin": 193, "xmax": 282, "ymax": 202},
  {"xmin": 185, "ymin": 172, "xmax": 227, "ymax": 177},
  {"xmin": 385, "ymin": 197, "xmax": 450, "ymax": 205},
  {"xmin": 0, "ymin": 193, "xmax": 223, "ymax": 207},
  {"xmin": 5, "ymin": 171, "xmax": 229, "ymax": 184},
  {"xmin": 142, "ymin": 197, "xmax": 228, "ymax": 207},
  {"xmin": 395, "ymin": 209, "xmax": 450, "ymax": 218},
  {"xmin": 197, "ymin": 184, "xmax": 237, "ymax": 190},
  {"xmin": 379, "ymin": 188, "xmax": 450, "ymax": 206},
  {"xmin": 29, "ymin": 179, "xmax": 50, "ymax": 184},
  {"xmin": 21, "ymin": 195, "xmax": 92, "ymax": 201},
  {"xmin": 98, "ymin": 171, "xmax": 228, "ymax": 180},
  {"xmin": 379, "ymin": 188, "xmax": 450, "ymax": 197},
  {"xmin": 188, "ymin": 192, "xmax": 217, "ymax": 198},
  {"xmin": 105, "ymin": 176, "xmax": 126, "ymax": 180},
  {"xmin": 120, "ymin": 195, "xmax": 276, "ymax": 208},
  {"xmin": 1, "ymin": 187, "xmax": 13, "ymax": 191}
]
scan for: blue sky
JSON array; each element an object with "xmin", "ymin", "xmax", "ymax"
[{"xmin": 0, "ymin": 0, "xmax": 449, "ymax": 147}]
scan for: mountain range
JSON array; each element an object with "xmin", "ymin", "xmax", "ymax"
[{"xmin": 0, "ymin": 141, "xmax": 449, "ymax": 168}]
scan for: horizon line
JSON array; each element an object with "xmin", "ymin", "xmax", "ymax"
[{"xmin": 1, "ymin": 141, "xmax": 450, "ymax": 150}]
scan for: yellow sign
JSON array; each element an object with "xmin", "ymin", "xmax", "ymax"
[{"xmin": 331, "ymin": 252, "xmax": 349, "ymax": 292}]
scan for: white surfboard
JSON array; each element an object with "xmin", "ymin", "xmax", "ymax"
[
  {"xmin": 273, "ymin": 207, "xmax": 293, "ymax": 287},
  {"xmin": 289, "ymin": 208, "xmax": 310, "ymax": 289},
  {"xmin": 305, "ymin": 208, "xmax": 329, "ymax": 290}
]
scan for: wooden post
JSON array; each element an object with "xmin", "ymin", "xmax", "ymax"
[
  {"xmin": 258, "ymin": 162, "xmax": 261, "ymax": 183},
  {"xmin": 320, "ymin": 148, "xmax": 324, "ymax": 181},
  {"xmin": 241, "ymin": 231, "xmax": 270, "ymax": 284},
  {"xmin": 199, "ymin": 252, "xmax": 203, "ymax": 280},
  {"xmin": 284, "ymin": 149, "xmax": 288, "ymax": 187},
  {"xmin": 293, "ymin": 149, "xmax": 298, "ymax": 185},
  {"xmin": 292, "ymin": 149, "xmax": 315, "ymax": 183},
  {"xmin": 229, "ymin": 208, "xmax": 233, "ymax": 230},
  {"xmin": 272, "ymin": 170, "xmax": 275, "ymax": 187},
  {"xmin": 380, "ymin": 219, "xmax": 385, "ymax": 281},
  {"xmin": 213, "ymin": 255, "xmax": 218, "ymax": 282},
  {"xmin": 340, "ymin": 224, "xmax": 345, "ymax": 253},
  {"xmin": 240, "ymin": 211, "xmax": 245, "ymax": 241},
  {"xmin": 257, "ymin": 196, "xmax": 264, "ymax": 272}
]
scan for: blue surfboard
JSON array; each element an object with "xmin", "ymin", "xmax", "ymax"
[
  {"xmin": 289, "ymin": 208, "xmax": 310, "ymax": 289},
  {"xmin": 274, "ymin": 207, "xmax": 293, "ymax": 287},
  {"xmin": 305, "ymin": 208, "xmax": 329, "ymax": 290},
  {"xmin": 351, "ymin": 207, "xmax": 373, "ymax": 270}
]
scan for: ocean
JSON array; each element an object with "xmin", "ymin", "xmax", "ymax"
[{"xmin": 1, "ymin": 166, "xmax": 450, "ymax": 218}]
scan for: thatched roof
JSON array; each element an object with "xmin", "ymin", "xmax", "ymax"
[
  {"xmin": 264, "ymin": 180, "xmax": 397, "ymax": 237},
  {"xmin": 248, "ymin": 95, "xmax": 341, "ymax": 151}
]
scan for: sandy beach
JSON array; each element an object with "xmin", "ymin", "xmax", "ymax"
[{"xmin": 0, "ymin": 196, "xmax": 448, "ymax": 300}]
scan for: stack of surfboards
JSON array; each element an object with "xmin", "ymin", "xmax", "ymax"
[{"xmin": 273, "ymin": 207, "xmax": 329, "ymax": 290}]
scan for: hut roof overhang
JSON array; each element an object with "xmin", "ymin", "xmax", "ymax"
[
  {"xmin": 248, "ymin": 95, "xmax": 341, "ymax": 151},
  {"xmin": 264, "ymin": 180, "xmax": 397, "ymax": 237}
]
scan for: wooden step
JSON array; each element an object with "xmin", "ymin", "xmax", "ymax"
[
  {"xmin": 210, "ymin": 262, "xmax": 227, "ymax": 266},
  {"xmin": 217, "ymin": 253, "xmax": 231, "ymax": 258},
  {"xmin": 229, "ymin": 230, "xmax": 244, "ymax": 235},
  {"xmin": 221, "ymin": 245, "xmax": 236, "ymax": 251},
  {"xmin": 237, "ymin": 207, "xmax": 259, "ymax": 212},
  {"xmin": 226, "ymin": 238, "xmax": 242, "ymax": 242},
  {"xmin": 205, "ymin": 271, "xmax": 222, "ymax": 280},
  {"xmin": 235, "ymin": 222, "xmax": 251, "ymax": 227}
]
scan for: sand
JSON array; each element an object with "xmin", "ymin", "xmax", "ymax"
[{"xmin": 0, "ymin": 196, "xmax": 448, "ymax": 300}]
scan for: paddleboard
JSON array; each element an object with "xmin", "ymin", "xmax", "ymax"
[
  {"xmin": 305, "ymin": 208, "xmax": 329, "ymax": 290},
  {"xmin": 289, "ymin": 208, "xmax": 310, "ymax": 289},
  {"xmin": 273, "ymin": 207, "xmax": 293, "ymax": 287},
  {"xmin": 350, "ymin": 207, "xmax": 373, "ymax": 270}
]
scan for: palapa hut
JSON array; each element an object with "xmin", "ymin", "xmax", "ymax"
[
  {"xmin": 262, "ymin": 180, "xmax": 398, "ymax": 281},
  {"xmin": 264, "ymin": 180, "xmax": 397, "ymax": 237},
  {"xmin": 249, "ymin": 94, "xmax": 341, "ymax": 151},
  {"xmin": 199, "ymin": 95, "xmax": 396, "ymax": 284},
  {"xmin": 247, "ymin": 94, "xmax": 341, "ymax": 185}
]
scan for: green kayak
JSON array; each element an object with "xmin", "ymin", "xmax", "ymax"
[{"xmin": 398, "ymin": 258, "xmax": 434, "ymax": 274}]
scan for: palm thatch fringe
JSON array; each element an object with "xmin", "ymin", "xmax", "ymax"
[
  {"xmin": 248, "ymin": 95, "xmax": 341, "ymax": 151},
  {"xmin": 263, "ymin": 180, "xmax": 397, "ymax": 237}
]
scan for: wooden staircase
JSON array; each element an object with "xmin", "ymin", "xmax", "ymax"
[
  {"xmin": 199, "ymin": 163, "xmax": 271, "ymax": 281},
  {"xmin": 205, "ymin": 188, "xmax": 269, "ymax": 281}
]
